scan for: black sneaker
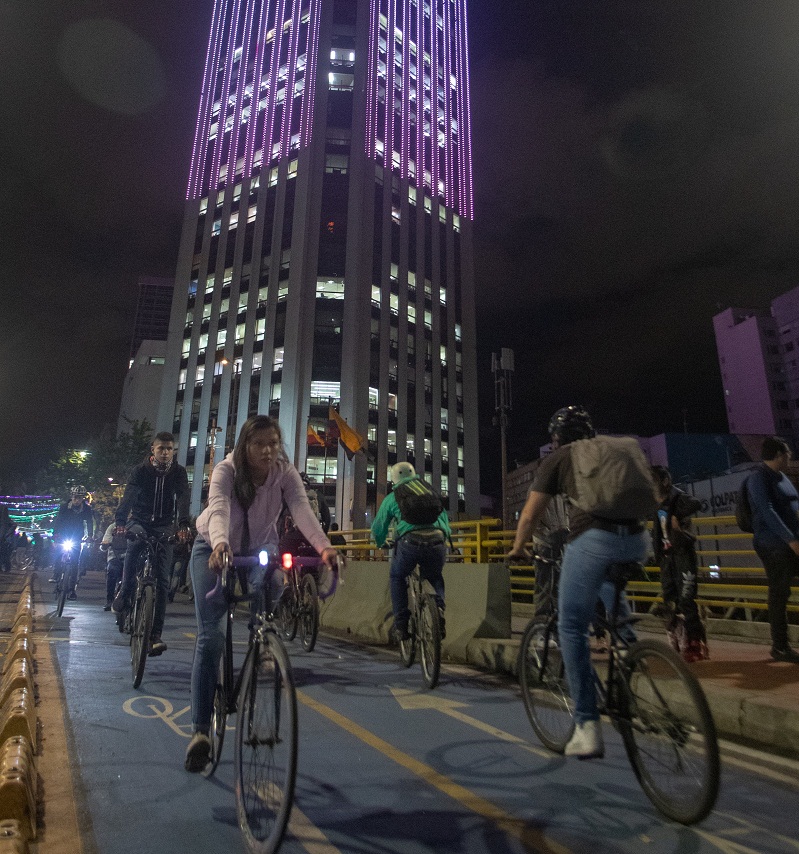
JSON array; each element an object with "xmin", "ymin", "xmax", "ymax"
[
  {"xmin": 67, "ymin": 590, "xmax": 77, "ymax": 600},
  {"xmin": 103, "ymin": 601, "xmax": 112, "ymax": 611},
  {"xmin": 149, "ymin": 637, "xmax": 167, "ymax": 657},
  {"xmin": 185, "ymin": 732, "xmax": 211, "ymax": 773},
  {"xmin": 771, "ymin": 646, "xmax": 799, "ymax": 663}
]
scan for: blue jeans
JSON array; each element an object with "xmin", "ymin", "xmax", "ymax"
[
  {"xmin": 390, "ymin": 533, "xmax": 447, "ymax": 628},
  {"xmin": 558, "ymin": 527, "xmax": 648, "ymax": 725},
  {"xmin": 189, "ymin": 538, "xmax": 274, "ymax": 733}
]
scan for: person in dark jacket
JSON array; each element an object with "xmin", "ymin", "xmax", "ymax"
[
  {"xmin": 51, "ymin": 485, "xmax": 95, "ymax": 596},
  {"xmin": 747, "ymin": 436, "xmax": 799, "ymax": 663},
  {"xmin": 112, "ymin": 432, "xmax": 191, "ymax": 656},
  {"xmin": 651, "ymin": 466, "xmax": 709, "ymax": 663}
]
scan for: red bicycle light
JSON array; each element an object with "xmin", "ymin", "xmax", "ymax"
[{"xmin": 282, "ymin": 552, "xmax": 293, "ymax": 570}]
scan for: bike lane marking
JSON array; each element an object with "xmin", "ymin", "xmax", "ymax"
[
  {"xmin": 389, "ymin": 686, "xmax": 552, "ymax": 758},
  {"xmin": 120, "ymin": 693, "xmax": 343, "ymax": 853},
  {"xmin": 297, "ymin": 688, "xmax": 572, "ymax": 854}
]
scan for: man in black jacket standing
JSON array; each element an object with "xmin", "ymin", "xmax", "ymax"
[{"xmin": 112, "ymin": 432, "xmax": 191, "ymax": 656}]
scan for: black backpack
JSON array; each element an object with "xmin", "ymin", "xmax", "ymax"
[
  {"xmin": 393, "ymin": 478, "xmax": 444, "ymax": 526},
  {"xmin": 735, "ymin": 477, "xmax": 753, "ymax": 533}
]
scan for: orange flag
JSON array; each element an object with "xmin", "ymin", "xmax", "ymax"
[
  {"xmin": 327, "ymin": 406, "xmax": 365, "ymax": 460},
  {"xmin": 307, "ymin": 423, "xmax": 325, "ymax": 447}
]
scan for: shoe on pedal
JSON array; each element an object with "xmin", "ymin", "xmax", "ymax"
[
  {"xmin": 184, "ymin": 732, "xmax": 211, "ymax": 773},
  {"xmin": 392, "ymin": 623, "xmax": 411, "ymax": 642},
  {"xmin": 148, "ymin": 636, "xmax": 167, "ymax": 657},
  {"xmin": 112, "ymin": 589, "xmax": 131, "ymax": 614},
  {"xmin": 67, "ymin": 590, "xmax": 77, "ymax": 600},
  {"xmin": 103, "ymin": 601, "xmax": 112, "ymax": 611},
  {"xmin": 564, "ymin": 720, "xmax": 604, "ymax": 759}
]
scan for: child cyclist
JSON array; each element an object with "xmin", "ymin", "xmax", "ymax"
[{"xmin": 185, "ymin": 415, "xmax": 343, "ymax": 772}]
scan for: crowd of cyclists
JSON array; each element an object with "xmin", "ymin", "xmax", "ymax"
[{"xmin": 3, "ymin": 407, "xmax": 707, "ymax": 767}]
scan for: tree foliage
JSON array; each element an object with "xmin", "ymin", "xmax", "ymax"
[{"xmin": 35, "ymin": 420, "xmax": 153, "ymax": 530}]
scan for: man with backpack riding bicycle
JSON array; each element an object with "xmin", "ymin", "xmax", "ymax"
[
  {"xmin": 112, "ymin": 432, "xmax": 191, "ymax": 656},
  {"xmin": 371, "ymin": 462, "xmax": 451, "ymax": 642},
  {"xmin": 508, "ymin": 406, "xmax": 657, "ymax": 759}
]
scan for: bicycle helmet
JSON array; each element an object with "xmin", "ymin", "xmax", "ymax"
[
  {"xmin": 70, "ymin": 485, "xmax": 87, "ymax": 497},
  {"xmin": 390, "ymin": 461, "xmax": 416, "ymax": 483},
  {"xmin": 548, "ymin": 406, "xmax": 595, "ymax": 446}
]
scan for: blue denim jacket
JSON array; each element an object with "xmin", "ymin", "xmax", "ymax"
[{"xmin": 749, "ymin": 463, "xmax": 799, "ymax": 550}]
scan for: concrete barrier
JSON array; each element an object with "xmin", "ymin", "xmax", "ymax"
[
  {"xmin": 0, "ymin": 640, "xmax": 33, "ymax": 679},
  {"xmin": 0, "ymin": 737, "xmax": 36, "ymax": 840},
  {"xmin": 0, "ymin": 662, "xmax": 34, "ymax": 710},
  {"xmin": 0, "ymin": 691, "xmax": 36, "ymax": 752},
  {"xmin": 319, "ymin": 562, "xmax": 512, "ymax": 657},
  {"xmin": 9, "ymin": 614, "xmax": 31, "ymax": 638},
  {"xmin": 0, "ymin": 821, "xmax": 26, "ymax": 854}
]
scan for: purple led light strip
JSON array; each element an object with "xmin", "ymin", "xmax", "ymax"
[
  {"xmin": 188, "ymin": 0, "xmax": 227, "ymax": 199},
  {"xmin": 243, "ymin": 0, "xmax": 269, "ymax": 176},
  {"xmin": 442, "ymin": 0, "xmax": 453, "ymax": 208},
  {"xmin": 365, "ymin": 0, "xmax": 378, "ymax": 158},
  {"xmin": 279, "ymin": 0, "xmax": 302, "ymax": 158},
  {"xmin": 429, "ymin": 0, "xmax": 438, "ymax": 201},
  {"xmin": 300, "ymin": 0, "xmax": 322, "ymax": 147},
  {"xmin": 400, "ymin": 0, "xmax": 410, "ymax": 177},
  {"xmin": 210, "ymin": 0, "xmax": 244, "ymax": 192},
  {"xmin": 386, "ymin": 0, "xmax": 395, "ymax": 172},
  {"xmin": 226, "ymin": 0, "xmax": 258, "ymax": 187},
  {"xmin": 260, "ymin": 0, "xmax": 288, "ymax": 171},
  {"xmin": 458, "ymin": 0, "xmax": 474, "ymax": 218},
  {"xmin": 416, "ymin": 0, "xmax": 424, "ymax": 189}
]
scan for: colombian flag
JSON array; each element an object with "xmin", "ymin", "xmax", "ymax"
[{"xmin": 327, "ymin": 406, "xmax": 365, "ymax": 460}]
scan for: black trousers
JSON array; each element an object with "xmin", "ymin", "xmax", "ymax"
[
  {"xmin": 659, "ymin": 548, "xmax": 705, "ymax": 642},
  {"xmin": 754, "ymin": 543, "xmax": 799, "ymax": 650}
]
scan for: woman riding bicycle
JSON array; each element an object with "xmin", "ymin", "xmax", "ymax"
[{"xmin": 185, "ymin": 414, "xmax": 343, "ymax": 772}]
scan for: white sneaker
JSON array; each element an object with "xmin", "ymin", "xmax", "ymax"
[{"xmin": 564, "ymin": 720, "xmax": 604, "ymax": 759}]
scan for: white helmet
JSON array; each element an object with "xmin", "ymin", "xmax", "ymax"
[{"xmin": 390, "ymin": 461, "xmax": 416, "ymax": 483}]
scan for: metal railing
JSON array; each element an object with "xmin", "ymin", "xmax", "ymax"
[{"xmin": 332, "ymin": 515, "xmax": 799, "ymax": 620}]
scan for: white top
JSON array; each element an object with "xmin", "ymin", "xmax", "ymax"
[{"xmin": 195, "ymin": 454, "xmax": 332, "ymax": 555}]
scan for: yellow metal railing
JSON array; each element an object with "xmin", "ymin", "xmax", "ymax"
[{"xmin": 332, "ymin": 514, "xmax": 798, "ymax": 619}]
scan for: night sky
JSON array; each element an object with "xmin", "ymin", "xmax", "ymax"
[{"xmin": 3, "ymin": 1, "xmax": 799, "ymax": 498}]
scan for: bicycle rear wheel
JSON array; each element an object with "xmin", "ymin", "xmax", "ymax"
[
  {"xmin": 419, "ymin": 595, "xmax": 441, "ymax": 689},
  {"xmin": 618, "ymin": 640, "xmax": 719, "ymax": 825},
  {"xmin": 299, "ymin": 574, "xmax": 319, "ymax": 653},
  {"xmin": 235, "ymin": 632, "xmax": 297, "ymax": 854},
  {"xmin": 518, "ymin": 620, "xmax": 574, "ymax": 752},
  {"xmin": 131, "ymin": 584, "xmax": 154, "ymax": 689}
]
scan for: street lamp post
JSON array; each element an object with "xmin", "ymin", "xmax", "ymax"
[{"xmin": 492, "ymin": 348, "xmax": 514, "ymax": 530}]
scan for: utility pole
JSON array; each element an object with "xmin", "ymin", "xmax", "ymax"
[{"xmin": 492, "ymin": 348, "xmax": 514, "ymax": 530}]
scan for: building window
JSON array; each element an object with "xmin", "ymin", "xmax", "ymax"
[{"xmin": 273, "ymin": 347, "xmax": 284, "ymax": 371}]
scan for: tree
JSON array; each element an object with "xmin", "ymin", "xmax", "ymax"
[{"xmin": 35, "ymin": 420, "xmax": 154, "ymax": 530}]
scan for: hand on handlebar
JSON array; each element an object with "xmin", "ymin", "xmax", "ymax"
[
  {"xmin": 506, "ymin": 547, "xmax": 531, "ymax": 561},
  {"xmin": 321, "ymin": 546, "xmax": 344, "ymax": 573},
  {"xmin": 209, "ymin": 542, "xmax": 232, "ymax": 573}
]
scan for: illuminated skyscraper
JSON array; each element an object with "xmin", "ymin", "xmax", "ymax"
[{"xmin": 158, "ymin": 0, "xmax": 478, "ymax": 525}]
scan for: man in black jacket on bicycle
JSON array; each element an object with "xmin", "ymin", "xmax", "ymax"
[{"xmin": 112, "ymin": 433, "xmax": 191, "ymax": 656}]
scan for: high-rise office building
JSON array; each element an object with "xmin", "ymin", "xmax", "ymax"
[{"xmin": 158, "ymin": 0, "xmax": 479, "ymax": 526}]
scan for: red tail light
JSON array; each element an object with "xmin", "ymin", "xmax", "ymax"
[{"xmin": 282, "ymin": 552, "xmax": 293, "ymax": 570}]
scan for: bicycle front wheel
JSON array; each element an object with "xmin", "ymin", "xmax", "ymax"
[
  {"xmin": 419, "ymin": 595, "xmax": 441, "ymax": 689},
  {"xmin": 56, "ymin": 569, "xmax": 69, "ymax": 618},
  {"xmin": 131, "ymin": 585, "xmax": 154, "ymax": 689},
  {"xmin": 205, "ymin": 645, "xmax": 229, "ymax": 778},
  {"xmin": 618, "ymin": 640, "xmax": 720, "ymax": 825},
  {"xmin": 235, "ymin": 632, "xmax": 298, "ymax": 854},
  {"xmin": 277, "ymin": 588, "xmax": 298, "ymax": 642},
  {"xmin": 518, "ymin": 620, "xmax": 574, "ymax": 752},
  {"xmin": 299, "ymin": 574, "xmax": 319, "ymax": 653}
]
